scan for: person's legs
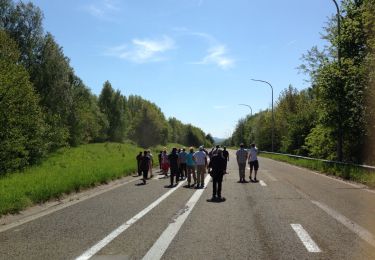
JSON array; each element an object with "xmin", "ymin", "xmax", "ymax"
[
  {"xmin": 217, "ymin": 174, "xmax": 223, "ymax": 198},
  {"xmin": 192, "ymin": 167, "xmax": 197, "ymax": 186},
  {"xmin": 254, "ymin": 160, "xmax": 259, "ymax": 181},
  {"xmin": 239, "ymin": 163, "xmax": 245, "ymax": 182},
  {"xmin": 142, "ymin": 169, "xmax": 148, "ymax": 184},
  {"xmin": 249, "ymin": 161, "xmax": 254, "ymax": 181},
  {"xmin": 212, "ymin": 177, "xmax": 217, "ymax": 198},
  {"xmin": 170, "ymin": 169, "xmax": 175, "ymax": 186}
]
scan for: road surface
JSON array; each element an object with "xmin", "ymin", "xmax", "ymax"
[{"xmin": 1, "ymin": 150, "xmax": 375, "ymax": 259}]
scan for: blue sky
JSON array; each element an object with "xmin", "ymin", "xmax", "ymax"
[{"xmin": 30, "ymin": 0, "xmax": 335, "ymax": 138}]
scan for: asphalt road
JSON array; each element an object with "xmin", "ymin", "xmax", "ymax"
[{"xmin": 1, "ymin": 150, "xmax": 375, "ymax": 260}]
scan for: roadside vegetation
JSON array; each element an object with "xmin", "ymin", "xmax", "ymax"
[
  {"xmin": 224, "ymin": 0, "xmax": 375, "ymax": 166},
  {"xmin": 0, "ymin": 142, "xmax": 189, "ymax": 216},
  {"xmin": 260, "ymin": 153, "xmax": 375, "ymax": 188},
  {"xmin": 0, "ymin": 0, "xmax": 214, "ymax": 176}
]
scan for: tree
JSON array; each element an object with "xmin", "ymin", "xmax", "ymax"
[{"xmin": 0, "ymin": 30, "xmax": 46, "ymax": 173}]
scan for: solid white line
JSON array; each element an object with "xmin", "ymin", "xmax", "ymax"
[
  {"xmin": 75, "ymin": 180, "xmax": 186, "ymax": 260},
  {"xmin": 142, "ymin": 175, "xmax": 211, "ymax": 260},
  {"xmin": 259, "ymin": 180, "xmax": 267, "ymax": 186},
  {"xmin": 0, "ymin": 177, "xmax": 139, "ymax": 233},
  {"xmin": 291, "ymin": 224, "xmax": 321, "ymax": 253},
  {"xmin": 311, "ymin": 200, "xmax": 375, "ymax": 248}
]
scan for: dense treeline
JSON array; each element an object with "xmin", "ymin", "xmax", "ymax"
[
  {"xmin": 0, "ymin": 0, "xmax": 212, "ymax": 174},
  {"xmin": 226, "ymin": 0, "xmax": 375, "ymax": 164}
]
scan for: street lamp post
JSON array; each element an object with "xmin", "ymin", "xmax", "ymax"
[
  {"xmin": 331, "ymin": 0, "xmax": 343, "ymax": 161},
  {"xmin": 239, "ymin": 103, "xmax": 252, "ymax": 116},
  {"xmin": 251, "ymin": 79, "xmax": 274, "ymax": 152}
]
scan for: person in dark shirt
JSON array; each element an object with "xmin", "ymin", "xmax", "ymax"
[
  {"xmin": 158, "ymin": 151, "xmax": 162, "ymax": 171},
  {"xmin": 209, "ymin": 149, "xmax": 226, "ymax": 201},
  {"xmin": 139, "ymin": 151, "xmax": 150, "ymax": 184},
  {"xmin": 136, "ymin": 152, "xmax": 143, "ymax": 176},
  {"xmin": 168, "ymin": 148, "xmax": 180, "ymax": 187},
  {"xmin": 223, "ymin": 146, "xmax": 229, "ymax": 174}
]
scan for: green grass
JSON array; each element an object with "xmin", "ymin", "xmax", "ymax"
[
  {"xmin": 0, "ymin": 142, "xmax": 180, "ymax": 216},
  {"xmin": 260, "ymin": 153, "xmax": 375, "ymax": 188}
]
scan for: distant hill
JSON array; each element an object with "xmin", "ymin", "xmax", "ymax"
[{"xmin": 213, "ymin": 137, "xmax": 226, "ymax": 144}]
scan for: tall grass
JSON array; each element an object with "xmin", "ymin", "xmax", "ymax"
[
  {"xmin": 260, "ymin": 153, "xmax": 375, "ymax": 188},
  {"xmin": 0, "ymin": 143, "xmax": 145, "ymax": 215}
]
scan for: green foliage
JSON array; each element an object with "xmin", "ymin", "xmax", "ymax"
[
  {"xmin": 0, "ymin": 143, "xmax": 142, "ymax": 215},
  {"xmin": 260, "ymin": 153, "xmax": 375, "ymax": 188},
  {"xmin": 229, "ymin": 0, "xmax": 375, "ymax": 165},
  {"xmin": 0, "ymin": 30, "xmax": 46, "ymax": 173}
]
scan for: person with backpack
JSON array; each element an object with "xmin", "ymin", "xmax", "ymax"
[{"xmin": 209, "ymin": 149, "xmax": 226, "ymax": 201}]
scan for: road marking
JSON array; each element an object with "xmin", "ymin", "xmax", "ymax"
[
  {"xmin": 75, "ymin": 180, "xmax": 186, "ymax": 260},
  {"xmin": 311, "ymin": 200, "xmax": 375, "ymax": 248},
  {"xmin": 0, "ymin": 177, "xmax": 140, "ymax": 233},
  {"xmin": 262, "ymin": 157, "xmax": 375, "ymax": 193},
  {"xmin": 142, "ymin": 175, "xmax": 211, "ymax": 260},
  {"xmin": 259, "ymin": 180, "xmax": 267, "ymax": 186},
  {"xmin": 291, "ymin": 224, "xmax": 321, "ymax": 253}
]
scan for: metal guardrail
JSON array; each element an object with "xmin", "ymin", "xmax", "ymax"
[{"xmin": 259, "ymin": 151, "xmax": 375, "ymax": 171}]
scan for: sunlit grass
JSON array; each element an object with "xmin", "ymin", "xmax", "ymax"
[
  {"xmin": 0, "ymin": 142, "xmax": 173, "ymax": 216},
  {"xmin": 260, "ymin": 153, "xmax": 375, "ymax": 188}
]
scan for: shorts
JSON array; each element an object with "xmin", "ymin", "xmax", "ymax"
[{"xmin": 249, "ymin": 160, "xmax": 259, "ymax": 171}]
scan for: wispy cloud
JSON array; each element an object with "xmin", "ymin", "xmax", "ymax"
[
  {"xmin": 194, "ymin": 45, "xmax": 234, "ymax": 69},
  {"xmin": 184, "ymin": 31, "xmax": 235, "ymax": 70},
  {"xmin": 106, "ymin": 36, "xmax": 175, "ymax": 63},
  {"xmin": 84, "ymin": 0, "xmax": 120, "ymax": 20}
]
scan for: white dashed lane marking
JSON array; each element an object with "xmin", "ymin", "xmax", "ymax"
[
  {"xmin": 75, "ymin": 180, "xmax": 186, "ymax": 260},
  {"xmin": 291, "ymin": 224, "xmax": 321, "ymax": 253},
  {"xmin": 142, "ymin": 175, "xmax": 211, "ymax": 260},
  {"xmin": 259, "ymin": 180, "xmax": 267, "ymax": 186}
]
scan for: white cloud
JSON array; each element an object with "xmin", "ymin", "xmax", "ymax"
[
  {"xmin": 84, "ymin": 0, "xmax": 120, "ymax": 20},
  {"xmin": 287, "ymin": 40, "xmax": 297, "ymax": 46},
  {"xmin": 106, "ymin": 36, "xmax": 175, "ymax": 63},
  {"xmin": 195, "ymin": 45, "xmax": 234, "ymax": 69},
  {"xmin": 182, "ymin": 30, "xmax": 235, "ymax": 70}
]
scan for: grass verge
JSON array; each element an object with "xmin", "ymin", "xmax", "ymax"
[
  {"xmin": 0, "ymin": 142, "xmax": 180, "ymax": 216},
  {"xmin": 260, "ymin": 153, "xmax": 375, "ymax": 188}
]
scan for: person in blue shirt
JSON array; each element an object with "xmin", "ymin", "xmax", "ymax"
[{"xmin": 185, "ymin": 147, "xmax": 196, "ymax": 188}]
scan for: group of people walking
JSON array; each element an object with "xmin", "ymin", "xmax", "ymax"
[{"xmin": 135, "ymin": 143, "xmax": 258, "ymax": 202}]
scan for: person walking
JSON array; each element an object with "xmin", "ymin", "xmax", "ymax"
[
  {"xmin": 136, "ymin": 152, "xmax": 143, "ymax": 176},
  {"xmin": 236, "ymin": 143, "xmax": 248, "ymax": 183},
  {"xmin": 158, "ymin": 151, "xmax": 162, "ymax": 171},
  {"xmin": 223, "ymin": 146, "xmax": 229, "ymax": 174},
  {"xmin": 168, "ymin": 148, "xmax": 180, "ymax": 187},
  {"xmin": 209, "ymin": 149, "xmax": 226, "ymax": 201},
  {"xmin": 161, "ymin": 150, "xmax": 169, "ymax": 177},
  {"xmin": 248, "ymin": 143, "xmax": 259, "ymax": 182},
  {"xmin": 186, "ymin": 147, "xmax": 197, "ymax": 188},
  {"xmin": 147, "ymin": 150, "xmax": 153, "ymax": 178},
  {"xmin": 178, "ymin": 148, "xmax": 188, "ymax": 180},
  {"xmin": 194, "ymin": 146, "xmax": 207, "ymax": 188},
  {"xmin": 139, "ymin": 151, "xmax": 150, "ymax": 184}
]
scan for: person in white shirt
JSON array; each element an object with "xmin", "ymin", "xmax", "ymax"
[
  {"xmin": 236, "ymin": 143, "xmax": 248, "ymax": 183},
  {"xmin": 193, "ymin": 146, "xmax": 207, "ymax": 188},
  {"xmin": 248, "ymin": 143, "xmax": 259, "ymax": 182}
]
